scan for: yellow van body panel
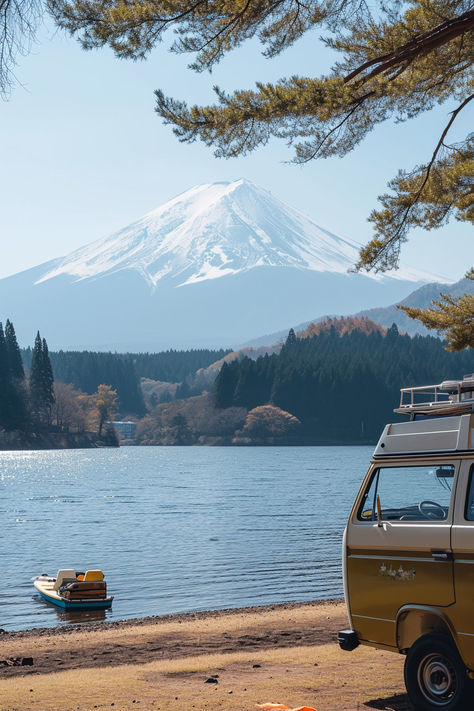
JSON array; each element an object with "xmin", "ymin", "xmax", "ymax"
[{"xmin": 344, "ymin": 454, "xmax": 474, "ymax": 671}]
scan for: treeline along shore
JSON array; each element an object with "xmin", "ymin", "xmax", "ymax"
[
  {"xmin": 1, "ymin": 316, "xmax": 472, "ymax": 450},
  {"xmin": 136, "ymin": 320, "xmax": 473, "ymax": 446},
  {"xmin": 0, "ymin": 319, "xmax": 118, "ymax": 450}
]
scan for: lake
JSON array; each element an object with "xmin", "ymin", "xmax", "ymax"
[{"xmin": 0, "ymin": 446, "xmax": 372, "ymax": 631}]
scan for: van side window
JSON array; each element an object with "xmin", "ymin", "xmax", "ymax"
[
  {"xmin": 358, "ymin": 464, "xmax": 454, "ymax": 522},
  {"xmin": 465, "ymin": 465, "xmax": 474, "ymax": 521}
]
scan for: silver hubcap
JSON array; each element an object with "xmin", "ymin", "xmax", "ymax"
[{"xmin": 418, "ymin": 653, "xmax": 457, "ymax": 705}]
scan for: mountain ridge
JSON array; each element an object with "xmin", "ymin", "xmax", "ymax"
[
  {"xmin": 240, "ymin": 275, "xmax": 473, "ymax": 348},
  {"xmin": 0, "ymin": 179, "xmax": 448, "ymax": 351},
  {"xmin": 34, "ymin": 179, "xmax": 443, "ymax": 288}
]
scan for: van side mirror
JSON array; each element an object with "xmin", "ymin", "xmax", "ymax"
[{"xmin": 436, "ymin": 467, "xmax": 454, "ymax": 478}]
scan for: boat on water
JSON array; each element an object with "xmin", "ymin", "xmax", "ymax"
[{"xmin": 34, "ymin": 569, "xmax": 113, "ymax": 610}]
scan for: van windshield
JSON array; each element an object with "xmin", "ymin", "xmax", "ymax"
[{"xmin": 359, "ymin": 464, "xmax": 454, "ymax": 522}]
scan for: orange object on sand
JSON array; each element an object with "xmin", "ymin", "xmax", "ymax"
[{"xmin": 257, "ymin": 704, "xmax": 318, "ymax": 711}]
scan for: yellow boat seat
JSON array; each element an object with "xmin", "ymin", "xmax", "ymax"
[
  {"xmin": 54, "ymin": 569, "xmax": 77, "ymax": 591},
  {"xmin": 84, "ymin": 570, "xmax": 104, "ymax": 582}
]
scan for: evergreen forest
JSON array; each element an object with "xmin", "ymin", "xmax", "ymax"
[
  {"xmin": 0, "ymin": 322, "xmax": 56, "ymax": 432},
  {"xmin": 131, "ymin": 349, "xmax": 231, "ymax": 382},
  {"xmin": 21, "ymin": 347, "xmax": 230, "ymax": 415},
  {"xmin": 22, "ymin": 349, "xmax": 146, "ymax": 416},
  {"xmin": 214, "ymin": 326, "xmax": 474, "ymax": 443},
  {"xmin": 1, "ymin": 320, "xmax": 120, "ymax": 448}
]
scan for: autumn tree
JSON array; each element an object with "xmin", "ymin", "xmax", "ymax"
[
  {"xmin": 235, "ymin": 405, "xmax": 301, "ymax": 442},
  {"xmin": 53, "ymin": 381, "xmax": 92, "ymax": 432},
  {"xmin": 95, "ymin": 383, "xmax": 118, "ymax": 436}
]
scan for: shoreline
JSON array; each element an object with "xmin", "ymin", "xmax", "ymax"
[
  {"xmin": 0, "ymin": 598, "xmax": 409, "ymax": 710},
  {"xmin": 2, "ymin": 598, "xmax": 345, "ymax": 638},
  {"xmin": 0, "ymin": 431, "xmax": 118, "ymax": 451},
  {"xmin": 0, "ymin": 441, "xmax": 376, "ymax": 452}
]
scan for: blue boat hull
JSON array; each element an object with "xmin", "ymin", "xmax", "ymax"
[{"xmin": 37, "ymin": 588, "xmax": 113, "ymax": 610}]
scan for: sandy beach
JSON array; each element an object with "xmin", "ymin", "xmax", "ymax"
[{"xmin": 0, "ymin": 601, "xmax": 410, "ymax": 710}]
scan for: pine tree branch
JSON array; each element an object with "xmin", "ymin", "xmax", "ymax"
[
  {"xmin": 297, "ymin": 91, "xmax": 374, "ymax": 162},
  {"xmin": 184, "ymin": 0, "xmax": 255, "ymax": 65},
  {"xmin": 344, "ymin": 9, "xmax": 474, "ymax": 85},
  {"xmin": 365, "ymin": 93, "xmax": 474, "ymax": 271}
]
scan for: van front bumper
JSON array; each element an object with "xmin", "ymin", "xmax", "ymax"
[{"xmin": 338, "ymin": 629, "xmax": 360, "ymax": 652}]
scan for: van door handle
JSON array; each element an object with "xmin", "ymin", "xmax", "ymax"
[{"xmin": 431, "ymin": 550, "xmax": 453, "ymax": 561}]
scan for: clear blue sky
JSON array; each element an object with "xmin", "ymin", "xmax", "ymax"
[{"xmin": 1, "ymin": 18, "xmax": 471, "ymax": 281}]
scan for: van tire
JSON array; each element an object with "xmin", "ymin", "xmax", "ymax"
[{"xmin": 404, "ymin": 634, "xmax": 472, "ymax": 710}]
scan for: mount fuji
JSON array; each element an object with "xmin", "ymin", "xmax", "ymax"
[{"xmin": 1, "ymin": 179, "xmax": 446, "ymax": 351}]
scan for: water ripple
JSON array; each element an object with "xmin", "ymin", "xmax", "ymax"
[{"xmin": 0, "ymin": 445, "xmax": 371, "ymax": 630}]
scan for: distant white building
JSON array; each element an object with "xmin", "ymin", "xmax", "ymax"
[{"xmin": 111, "ymin": 421, "xmax": 136, "ymax": 440}]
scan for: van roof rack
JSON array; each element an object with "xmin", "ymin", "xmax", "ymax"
[{"xmin": 395, "ymin": 374, "xmax": 474, "ymax": 418}]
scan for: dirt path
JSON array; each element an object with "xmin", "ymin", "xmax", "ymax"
[{"xmin": 0, "ymin": 601, "xmax": 412, "ymax": 710}]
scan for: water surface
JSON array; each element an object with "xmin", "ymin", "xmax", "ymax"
[{"xmin": 0, "ymin": 446, "xmax": 371, "ymax": 630}]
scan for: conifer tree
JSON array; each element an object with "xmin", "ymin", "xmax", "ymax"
[
  {"xmin": 386, "ymin": 323, "xmax": 400, "ymax": 342},
  {"xmin": 214, "ymin": 361, "xmax": 239, "ymax": 409},
  {"xmin": 41, "ymin": 337, "xmax": 55, "ymax": 425},
  {"xmin": 5, "ymin": 319, "xmax": 28, "ymax": 429},
  {"xmin": 29, "ymin": 332, "xmax": 44, "ymax": 425},
  {"xmin": 29, "ymin": 331, "xmax": 55, "ymax": 427},
  {"xmin": 5, "ymin": 320, "xmax": 24, "ymax": 379},
  {"xmin": 285, "ymin": 329, "xmax": 297, "ymax": 348},
  {"xmin": 0, "ymin": 323, "xmax": 11, "ymax": 429}
]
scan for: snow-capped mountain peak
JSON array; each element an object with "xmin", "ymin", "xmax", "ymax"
[{"xmin": 36, "ymin": 179, "xmax": 444, "ymax": 288}]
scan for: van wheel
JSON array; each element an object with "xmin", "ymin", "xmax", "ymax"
[{"xmin": 404, "ymin": 634, "xmax": 472, "ymax": 710}]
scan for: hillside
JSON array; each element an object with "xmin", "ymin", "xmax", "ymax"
[
  {"xmin": 136, "ymin": 325, "xmax": 473, "ymax": 445},
  {"xmin": 355, "ymin": 275, "xmax": 474, "ymax": 333},
  {"xmin": 241, "ymin": 274, "xmax": 471, "ymax": 347},
  {"xmin": 212, "ymin": 326, "xmax": 473, "ymax": 444}
]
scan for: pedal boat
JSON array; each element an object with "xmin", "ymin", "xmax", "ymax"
[{"xmin": 34, "ymin": 569, "xmax": 113, "ymax": 610}]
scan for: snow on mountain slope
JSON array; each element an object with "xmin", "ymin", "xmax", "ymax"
[{"xmin": 36, "ymin": 179, "xmax": 444, "ymax": 288}]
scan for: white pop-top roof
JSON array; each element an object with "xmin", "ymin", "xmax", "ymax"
[
  {"xmin": 373, "ymin": 375, "xmax": 474, "ymax": 457},
  {"xmin": 374, "ymin": 414, "xmax": 473, "ymax": 457}
]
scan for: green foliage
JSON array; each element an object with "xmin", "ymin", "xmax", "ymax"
[
  {"xmin": 214, "ymin": 325, "xmax": 474, "ymax": 443},
  {"xmin": 41, "ymin": 337, "xmax": 55, "ymax": 413},
  {"xmin": 30, "ymin": 332, "xmax": 45, "ymax": 424},
  {"xmin": 22, "ymin": 348, "xmax": 146, "ymax": 415},
  {"xmin": 131, "ymin": 348, "xmax": 232, "ymax": 383},
  {"xmin": 0, "ymin": 320, "xmax": 29, "ymax": 430},
  {"xmin": 285, "ymin": 328, "xmax": 297, "ymax": 348},
  {"xmin": 21, "ymin": 347, "xmax": 231, "ymax": 415},
  {"xmin": 5, "ymin": 319, "xmax": 25, "ymax": 379},
  {"xmin": 0, "ymin": 323, "xmax": 12, "ymax": 428},
  {"xmin": 29, "ymin": 332, "xmax": 55, "ymax": 427},
  {"xmin": 399, "ymin": 269, "xmax": 474, "ymax": 350}
]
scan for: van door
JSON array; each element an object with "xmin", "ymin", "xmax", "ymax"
[
  {"xmin": 451, "ymin": 460, "xmax": 474, "ymax": 669},
  {"xmin": 346, "ymin": 461, "xmax": 457, "ymax": 648}
]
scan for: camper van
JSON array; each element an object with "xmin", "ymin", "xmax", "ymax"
[{"xmin": 339, "ymin": 375, "xmax": 474, "ymax": 711}]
